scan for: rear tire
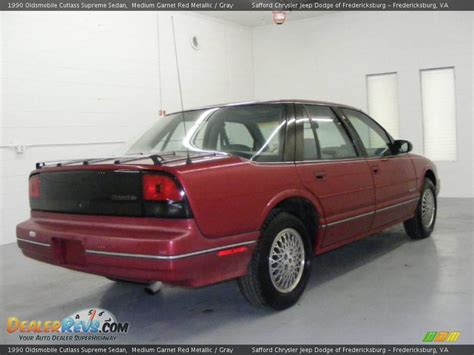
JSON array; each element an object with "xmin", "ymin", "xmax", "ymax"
[
  {"xmin": 238, "ymin": 211, "xmax": 312, "ymax": 310},
  {"xmin": 404, "ymin": 178, "xmax": 437, "ymax": 239}
]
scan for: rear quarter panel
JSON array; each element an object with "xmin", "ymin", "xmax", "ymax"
[{"xmin": 173, "ymin": 157, "xmax": 315, "ymax": 238}]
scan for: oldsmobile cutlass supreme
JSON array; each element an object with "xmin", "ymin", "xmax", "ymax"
[{"xmin": 17, "ymin": 100, "xmax": 439, "ymax": 309}]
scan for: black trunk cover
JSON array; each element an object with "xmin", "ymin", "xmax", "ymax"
[{"xmin": 30, "ymin": 170, "xmax": 143, "ymax": 216}]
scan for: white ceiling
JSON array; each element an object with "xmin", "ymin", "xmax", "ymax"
[{"xmin": 198, "ymin": 11, "xmax": 331, "ymax": 27}]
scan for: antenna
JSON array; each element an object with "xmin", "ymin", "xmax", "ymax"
[
  {"xmin": 156, "ymin": 14, "xmax": 163, "ymax": 116},
  {"xmin": 171, "ymin": 16, "xmax": 191, "ymax": 164}
]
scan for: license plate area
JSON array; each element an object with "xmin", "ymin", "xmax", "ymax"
[{"xmin": 52, "ymin": 238, "xmax": 86, "ymax": 266}]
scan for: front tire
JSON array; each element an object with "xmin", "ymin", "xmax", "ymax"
[
  {"xmin": 404, "ymin": 178, "xmax": 437, "ymax": 239},
  {"xmin": 238, "ymin": 212, "xmax": 312, "ymax": 310}
]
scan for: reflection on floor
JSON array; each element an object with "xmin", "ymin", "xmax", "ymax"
[{"xmin": 1, "ymin": 198, "xmax": 472, "ymax": 344}]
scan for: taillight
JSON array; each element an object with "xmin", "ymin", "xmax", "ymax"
[
  {"xmin": 143, "ymin": 174, "xmax": 183, "ymax": 201},
  {"xmin": 29, "ymin": 175, "xmax": 40, "ymax": 198},
  {"xmin": 142, "ymin": 173, "xmax": 191, "ymax": 218}
]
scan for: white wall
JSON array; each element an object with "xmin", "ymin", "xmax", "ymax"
[
  {"xmin": 253, "ymin": 12, "xmax": 473, "ymax": 198},
  {"xmin": 1, "ymin": 11, "xmax": 472, "ymax": 246},
  {"xmin": 0, "ymin": 12, "xmax": 254, "ymax": 245},
  {"xmin": 472, "ymin": 13, "xmax": 474, "ymax": 163}
]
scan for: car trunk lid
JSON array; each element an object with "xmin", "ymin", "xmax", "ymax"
[{"xmin": 30, "ymin": 169, "xmax": 143, "ymax": 217}]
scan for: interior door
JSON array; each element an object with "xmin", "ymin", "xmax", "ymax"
[
  {"xmin": 294, "ymin": 104, "xmax": 376, "ymax": 248},
  {"xmin": 340, "ymin": 108, "xmax": 418, "ymax": 229}
]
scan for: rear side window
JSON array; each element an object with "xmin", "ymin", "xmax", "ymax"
[
  {"xmin": 193, "ymin": 104, "xmax": 287, "ymax": 162},
  {"xmin": 216, "ymin": 122, "xmax": 255, "ymax": 151},
  {"xmin": 303, "ymin": 105, "xmax": 357, "ymax": 160}
]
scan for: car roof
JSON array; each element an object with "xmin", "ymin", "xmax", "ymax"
[{"xmin": 168, "ymin": 99, "xmax": 362, "ymax": 115}]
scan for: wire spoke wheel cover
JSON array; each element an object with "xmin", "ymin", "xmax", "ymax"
[
  {"xmin": 421, "ymin": 188, "xmax": 436, "ymax": 228},
  {"xmin": 269, "ymin": 228, "xmax": 305, "ymax": 293}
]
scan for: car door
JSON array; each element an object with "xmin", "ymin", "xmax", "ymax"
[
  {"xmin": 338, "ymin": 108, "xmax": 418, "ymax": 230},
  {"xmin": 295, "ymin": 104, "xmax": 376, "ymax": 248}
]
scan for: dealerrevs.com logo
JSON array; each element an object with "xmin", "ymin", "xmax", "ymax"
[
  {"xmin": 423, "ymin": 331, "xmax": 461, "ymax": 343},
  {"xmin": 7, "ymin": 308, "xmax": 129, "ymax": 341}
]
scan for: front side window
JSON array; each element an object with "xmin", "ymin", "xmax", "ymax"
[
  {"xmin": 125, "ymin": 104, "xmax": 287, "ymax": 162},
  {"xmin": 342, "ymin": 109, "xmax": 392, "ymax": 157},
  {"xmin": 302, "ymin": 105, "xmax": 357, "ymax": 160}
]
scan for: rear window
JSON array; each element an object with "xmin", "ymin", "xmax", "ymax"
[{"xmin": 125, "ymin": 104, "xmax": 287, "ymax": 162}]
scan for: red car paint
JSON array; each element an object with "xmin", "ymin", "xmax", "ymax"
[{"xmin": 16, "ymin": 100, "xmax": 439, "ymax": 287}]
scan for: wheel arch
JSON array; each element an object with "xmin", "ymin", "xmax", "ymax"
[
  {"xmin": 259, "ymin": 190, "xmax": 323, "ymax": 251},
  {"xmin": 424, "ymin": 169, "xmax": 437, "ymax": 187}
]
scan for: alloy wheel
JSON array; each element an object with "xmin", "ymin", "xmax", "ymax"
[{"xmin": 268, "ymin": 228, "xmax": 306, "ymax": 293}]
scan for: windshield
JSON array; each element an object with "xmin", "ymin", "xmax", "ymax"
[{"xmin": 125, "ymin": 104, "xmax": 287, "ymax": 162}]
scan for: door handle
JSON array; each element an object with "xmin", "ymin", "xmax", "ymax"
[
  {"xmin": 314, "ymin": 171, "xmax": 327, "ymax": 180},
  {"xmin": 371, "ymin": 166, "xmax": 380, "ymax": 174}
]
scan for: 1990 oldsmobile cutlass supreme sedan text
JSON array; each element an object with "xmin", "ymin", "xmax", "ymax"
[{"xmin": 17, "ymin": 100, "xmax": 439, "ymax": 309}]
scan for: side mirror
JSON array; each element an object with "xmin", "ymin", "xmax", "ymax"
[{"xmin": 390, "ymin": 139, "xmax": 413, "ymax": 155}]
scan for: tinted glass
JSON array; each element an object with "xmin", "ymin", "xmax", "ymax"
[
  {"xmin": 126, "ymin": 110, "xmax": 206, "ymax": 154},
  {"xmin": 303, "ymin": 120, "xmax": 318, "ymax": 160},
  {"xmin": 216, "ymin": 122, "xmax": 255, "ymax": 150},
  {"xmin": 342, "ymin": 109, "xmax": 391, "ymax": 157},
  {"xmin": 303, "ymin": 105, "xmax": 357, "ymax": 160},
  {"xmin": 125, "ymin": 104, "xmax": 287, "ymax": 162}
]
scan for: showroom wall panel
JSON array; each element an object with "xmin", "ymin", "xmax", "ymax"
[
  {"xmin": 0, "ymin": 13, "xmax": 4, "ymax": 241},
  {"xmin": 367, "ymin": 73, "xmax": 400, "ymax": 139},
  {"xmin": 472, "ymin": 13, "xmax": 474, "ymax": 158},
  {"xmin": 252, "ymin": 12, "xmax": 473, "ymax": 198},
  {"xmin": 420, "ymin": 67, "xmax": 457, "ymax": 161},
  {"xmin": 0, "ymin": 12, "xmax": 254, "ymax": 245}
]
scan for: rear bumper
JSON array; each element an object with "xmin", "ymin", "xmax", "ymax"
[{"xmin": 16, "ymin": 211, "xmax": 258, "ymax": 287}]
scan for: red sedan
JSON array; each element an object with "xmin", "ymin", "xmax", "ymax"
[{"xmin": 17, "ymin": 100, "xmax": 439, "ymax": 309}]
